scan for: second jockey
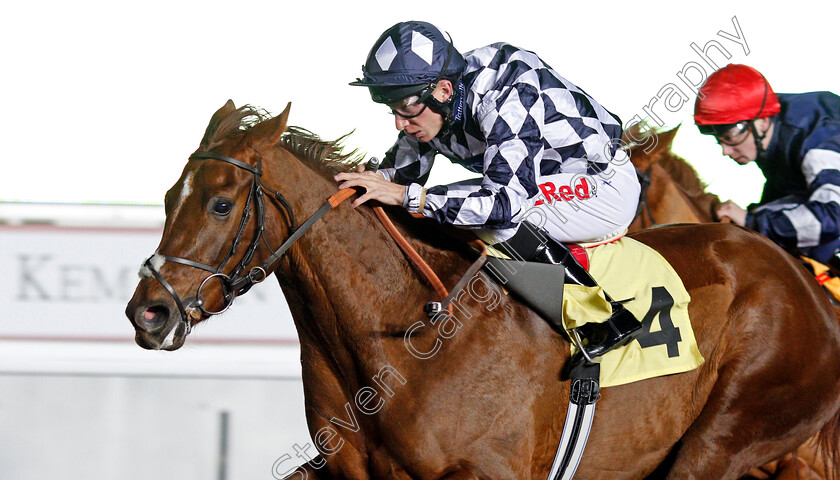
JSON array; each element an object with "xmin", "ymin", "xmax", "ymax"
[{"xmin": 694, "ymin": 64, "xmax": 840, "ymax": 267}]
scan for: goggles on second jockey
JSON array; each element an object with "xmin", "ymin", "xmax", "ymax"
[{"xmin": 697, "ymin": 121, "xmax": 751, "ymax": 146}]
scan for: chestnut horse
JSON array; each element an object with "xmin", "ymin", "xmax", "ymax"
[
  {"xmin": 625, "ymin": 125, "xmax": 720, "ymax": 231},
  {"xmin": 126, "ymin": 102, "xmax": 840, "ymax": 479},
  {"xmin": 625, "ymin": 124, "xmax": 838, "ymax": 479}
]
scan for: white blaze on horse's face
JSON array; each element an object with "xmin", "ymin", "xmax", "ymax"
[
  {"xmin": 170, "ymin": 170, "xmax": 195, "ymax": 221},
  {"xmin": 138, "ymin": 252, "xmax": 166, "ymax": 279}
]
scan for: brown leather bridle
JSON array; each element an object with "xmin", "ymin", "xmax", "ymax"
[
  {"xmin": 142, "ymin": 150, "xmax": 464, "ymax": 337},
  {"xmin": 142, "ymin": 150, "xmax": 355, "ymax": 334}
]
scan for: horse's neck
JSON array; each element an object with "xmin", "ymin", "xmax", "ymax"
[
  {"xmin": 640, "ymin": 153, "xmax": 718, "ymax": 224},
  {"xmin": 663, "ymin": 155, "xmax": 722, "ymax": 216},
  {"xmin": 263, "ymin": 155, "xmax": 464, "ymax": 377},
  {"xmin": 645, "ymin": 165, "xmax": 705, "ymax": 223}
]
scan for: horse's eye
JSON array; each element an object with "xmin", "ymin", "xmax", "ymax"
[{"xmin": 211, "ymin": 198, "xmax": 233, "ymax": 217}]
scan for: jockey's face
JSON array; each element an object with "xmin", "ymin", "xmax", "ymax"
[
  {"xmin": 719, "ymin": 118, "xmax": 774, "ymax": 165},
  {"xmin": 390, "ymin": 80, "xmax": 453, "ymax": 143},
  {"xmin": 719, "ymin": 129, "xmax": 756, "ymax": 165}
]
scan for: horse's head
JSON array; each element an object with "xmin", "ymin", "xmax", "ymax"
[
  {"xmin": 623, "ymin": 123, "xmax": 680, "ymax": 172},
  {"xmin": 624, "ymin": 123, "xmax": 721, "ymax": 229},
  {"xmin": 125, "ymin": 100, "xmax": 296, "ymax": 350}
]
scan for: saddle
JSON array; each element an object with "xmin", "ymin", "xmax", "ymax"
[
  {"xmin": 483, "ymin": 235, "xmax": 704, "ymax": 388},
  {"xmin": 377, "ymin": 209, "xmax": 703, "ymax": 388}
]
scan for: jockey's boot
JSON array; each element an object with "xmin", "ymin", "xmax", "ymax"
[{"xmin": 532, "ymin": 238, "xmax": 644, "ymax": 370}]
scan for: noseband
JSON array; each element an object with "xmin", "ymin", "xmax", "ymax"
[{"xmin": 143, "ymin": 150, "xmax": 352, "ymax": 335}]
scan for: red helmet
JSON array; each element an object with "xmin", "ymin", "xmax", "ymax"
[{"xmin": 694, "ymin": 64, "xmax": 780, "ymax": 126}]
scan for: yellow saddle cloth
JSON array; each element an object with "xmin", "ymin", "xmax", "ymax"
[{"xmin": 563, "ymin": 236, "xmax": 705, "ymax": 387}]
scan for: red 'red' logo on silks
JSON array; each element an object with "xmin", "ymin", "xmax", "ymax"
[{"xmin": 535, "ymin": 176, "xmax": 593, "ymax": 206}]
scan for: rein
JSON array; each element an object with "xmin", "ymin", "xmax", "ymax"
[
  {"xmin": 371, "ymin": 206, "xmax": 488, "ymax": 317},
  {"xmin": 634, "ymin": 167, "xmax": 657, "ymax": 227},
  {"xmin": 144, "ymin": 150, "xmax": 462, "ymax": 334},
  {"xmin": 145, "ymin": 150, "xmax": 597, "ymax": 480}
]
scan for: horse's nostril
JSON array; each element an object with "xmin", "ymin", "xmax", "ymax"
[{"xmin": 136, "ymin": 305, "xmax": 170, "ymax": 332}]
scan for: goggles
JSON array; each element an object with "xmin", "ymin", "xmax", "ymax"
[
  {"xmin": 698, "ymin": 121, "xmax": 751, "ymax": 146},
  {"xmin": 387, "ymin": 88, "xmax": 433, "ymax": 119}
]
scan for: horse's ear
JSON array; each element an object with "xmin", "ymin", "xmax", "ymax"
[
  {"xmin": 622, "ymin": 122, "xmax": 646, "ymax": 147},
  {"xmin": 655, "ymin": 125, "xmax": 681, "ymax": 151},
  {"xmin": 625, "ymin": 123, "xmax": 682, "ymax": 171},
  {"xmin": 200, "ymin": 100, "xmax": 237, "ymax": 149},
  {"xmin": 250, "ymin": 102, "xmax": 292, "ymax": 149},
  {"xmin": 624, "ymin": 121, "xmax": 657, "ymax": 171}
]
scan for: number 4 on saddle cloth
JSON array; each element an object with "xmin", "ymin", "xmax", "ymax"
[{"xmin": 484, "ymin": 234, "xmax": 705, "ymax": 388}]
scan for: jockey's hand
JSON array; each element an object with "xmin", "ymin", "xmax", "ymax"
[
  {"xmin": 334, "ymin": 170, "xmax": 406, "ymax": 208},
  {"xmin": 716, "ymin": 200, "xmax": 747, "ymax": 226}
]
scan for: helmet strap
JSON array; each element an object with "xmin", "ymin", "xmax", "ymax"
[
  {"xmin": 749, "ymin": 120, "xmax": 769, "ymax": 160},
  {"xmin": 426, "ymin": 79, "xmax": 465, "ymax": 137},
  {"xmin": 750, "ymin": 76, "xmax": 772, "ymax": 159}
]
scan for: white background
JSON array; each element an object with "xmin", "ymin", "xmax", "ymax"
[
  {"xmin": 2, "ymin": 1, "xmax": 838, "ymax": 210},
  {"xmin": 1, "ymin": 3, "xmax": 839, "ymax": 478},
  {"xmin": 0, "ymin": 224, "xmax": 309, "ymax": 479},
  {"xmin": 0, "ymin": 225, "xmax": 293, "ymax": 342}
]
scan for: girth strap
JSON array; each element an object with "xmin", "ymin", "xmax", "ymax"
[{"xmin": 547, "ymin": 363, "xmax": 601, "ymax": 480}]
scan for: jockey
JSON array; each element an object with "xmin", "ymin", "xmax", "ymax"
[
  {"xmin": 694, "ymin": 64, "xmax": 840, "ymax": 266},
  {"xmin": 338, "ymin": 20, "xmax": 643, "ymax": 369}
]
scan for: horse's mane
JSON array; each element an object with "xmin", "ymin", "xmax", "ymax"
[
  {"xmin": 280, "ymin": 127, "xmax": 366, "ymax": 175},
  {"xmin": 209, "ymin": 105, "xmax": 365, "ymax": 175},
  {"xmin": 657, "ymin": 153, "xmax": 716, "ymax": 200},
  {"xmin": 207, "ymin": 105, "xmax": 471, "ymax": 256},
  {"xmin": 210, "ymin": 105, "xmax": 269, "ymax": 143}
]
